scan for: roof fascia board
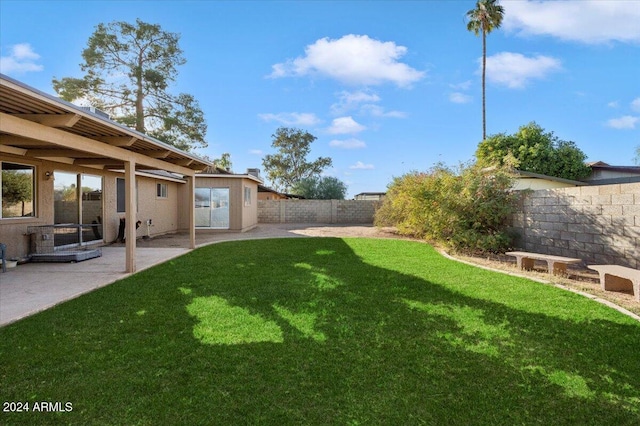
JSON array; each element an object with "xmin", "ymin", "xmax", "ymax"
[{"xmin": 197, "ymin": 173, "xmax": 263, "ymax": 183}]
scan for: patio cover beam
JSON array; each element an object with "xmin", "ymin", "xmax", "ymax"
[
  {"xmin": 125, "ymin": 160, "xmax": 136, "ymax": 273},
  {"xmin": 0, "ymin": 112, "xmax": 196, "ymax": 176}
]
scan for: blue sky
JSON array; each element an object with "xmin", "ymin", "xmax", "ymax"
[{"xmin": 1, "ymin": 0, "xmax": 639, "ymax": 197}]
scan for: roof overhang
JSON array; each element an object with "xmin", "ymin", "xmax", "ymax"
[
  {"xmin": 197, "ymin": 173, "xmax": 263, "ymax": 184},
  {"xmin": 515, "ymin": 170, "xmax": 587, "ymax": 186},
  {"xmin": 0, "ymin": 74, "xmax": 212, "ymax": 175}
]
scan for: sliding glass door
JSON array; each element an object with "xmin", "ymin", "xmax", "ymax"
[
  {"xmin": 53, "ymin": 171, "xmax": 103, "ymax": 247},
  {"xmin": 195, "ymin": 187, "xmax": 229, "ymax": 229}
]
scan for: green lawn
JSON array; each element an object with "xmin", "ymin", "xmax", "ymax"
[{"xmin": 1, "ymin": 238, "xmax": 639, "ymax": 425}]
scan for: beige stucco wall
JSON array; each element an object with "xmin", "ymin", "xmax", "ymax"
[
  {"xmin": 1, "ymin": 153, "xmax": 183, "ymax": 259},
  {"xmin": 512, "ymin": 178, "xmax": 581, "ymax": 191},
  {"xmin": 131, "ymin": 175, "xmax": 181, "ymax": 240},
  {"xmin": 184, "ymin": 176, "xmax": 258, "ymax": 232}
]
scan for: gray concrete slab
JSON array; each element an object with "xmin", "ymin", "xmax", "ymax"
[{"xmin": 0, "ymin": 246, "xmax": 189, "ymax": 326}]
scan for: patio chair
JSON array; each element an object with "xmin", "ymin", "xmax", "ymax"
[{"xmin": 1, "ymin": 243, "xmax": 6, "ymax": 273}]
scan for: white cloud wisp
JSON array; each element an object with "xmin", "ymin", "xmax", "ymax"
[
  {"xmin": 258, "ymin": 112, "xmax": 322, "ymax": 127},
  {"xmin": 327, "ymin": 116, "xmax": 366, "ymax": 135},
  {"xmin": 0, "ymin": 43, "xmax": 43, "ymax": 74}
]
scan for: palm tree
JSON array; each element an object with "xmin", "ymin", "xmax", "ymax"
[{"xmin": 466, "ymin": 0, "xmax": 505, "ymax": 141}]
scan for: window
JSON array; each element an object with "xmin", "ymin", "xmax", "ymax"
[
  {"xmin": 156, "ymin": 183, "xmax": 168, "ymax": 198},
  {"xmin": 116, "ymin": 178, "xmax": 138, "ymax": 213},
  {"xmin": 117, "ymin": 178, "xmax": 126, "ymax": 213},
  {"xmin": 244, "ymin": 186, "xmax": 252, "ymax": 206},
  {"xmin": 1, "ymin": 162, "xmax": 35, "ymax": 219}
]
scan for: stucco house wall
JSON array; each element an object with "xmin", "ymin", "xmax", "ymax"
[
  {"xmin": 133, "ymin": 175, "xmax": 181, "ymax": 240},
  {"xmin": 1, "ymin": 153, "xmax": 184, "ymax": 259},
  {"xmin": 179, "ymin": 175, "xmax": 258, "ymax": 232}
]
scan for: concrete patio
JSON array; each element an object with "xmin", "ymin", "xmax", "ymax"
[{"xmin": 0, "ymin": 224, "xmax": 382, "ymax": 326}]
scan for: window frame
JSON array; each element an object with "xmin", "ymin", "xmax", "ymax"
[
  {"xmin": 1, "ymin": 161, "xmax": 36, "ymax": 219},
  {"xmin": 116, "ymin": 177, "xmax": 138, "ymax": 213},
  {"xmin": 156, "ymin": 182, "xmax": 168, "ymax": 199},
  {"xmin": 244, "ymin": 186, "xmax": 252, "ymax": 207}
]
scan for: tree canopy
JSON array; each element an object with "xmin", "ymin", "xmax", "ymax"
[
  {"xmin": 262, "ymin": 127, "xmax": 332, "ymax": 192},
  {"xmin": 291, "ymin": 176, "xmax": 347, "ymax": 200},
  {"xmin": 213, "ymin": 153, "xmax": 233, "ymax": 172},
  {"xmin": 52, "ymin": 19, "xmax": 207, "ymax": 151},
  {"xmin": 1, "ymin": 170, "xmax": 33, "ymax": 217},
  {"xmin": 475, "ymin": 122, "xmax": 591, "ymax": 180}
]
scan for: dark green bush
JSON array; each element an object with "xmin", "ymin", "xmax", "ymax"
[{"xmin": 374, "ymin": 163, "xmax": 518, "ymax": 253}]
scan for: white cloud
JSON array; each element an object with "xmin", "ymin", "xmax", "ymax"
[
  {"xmin": 607, "ymin": 101, "xmax": 620, "ymax": 108},
  {"xmin": 258, "ymin": 112, "xmax": 322, "ymax": 127},
  {"xmin": 349, "ymin": 161, "xmax": 374, "ymax": 170},
  {"xmin": 0, "ymin": 43, "xmax": 43, "ymax": 74},
  {"xmin": 631, "ymin": 98, "xmax": 640, "ymax": 113},
  {"xmin": 329, "ymin": 138, "xmax": 367, "ymax": 149},
  {"xmin": 484, "ymin": 52, "xmax": 562, "ymax": 89},
  {"xmin": 249, "ymin": 149, "xmax": 263, "ymax": 155},
  {"xmin": 503, "ymin": 1, "xmax": 640, "ymax": 44},
  {"xmin": 450, "ymin": 80, "xmax": 472, "ymax": 91},
  {"xmin": 360, "ymin": 104, "xmax": 407, "ymax": 118},
  {"xmin": 330, "ymin": 90, "xmax": 406, "ymax": 118},
  {"xmin": 327, "ymin": 116, "xmax": 366, "ymax": 134},
  {"xmin": 606, "ymin": 115, "xmax": 639, "ymax": 129},
  {"xmin": 269, "ymin": 34, "xmax": 425, "ymax": 87},
  {"xmin": 449, "ymin": 92, "xmax": 472, "ymax": 104},
  {"xmin": 331, "ymin": 90, "xmax": 381, "ymax": 114}
]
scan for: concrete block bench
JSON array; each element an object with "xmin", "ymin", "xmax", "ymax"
[
  {"xmin": 506, "ymin": 251, "xmax": 582, "ymax": 276},
  {"xmin": 588, "ymin": 265, "xmax": 640, "ymax": 302}
]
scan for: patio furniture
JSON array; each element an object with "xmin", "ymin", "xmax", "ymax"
[
  {"xmin": 1, "ymin": 242, "xmax": 6, "ymax": 273},
  {"xmin": 588, "ymin": 265, "xmax": 640, "ymax": 302},
  {"xmin": 506, "ymin": 251, "xmax": 582, "ymax": 275}
]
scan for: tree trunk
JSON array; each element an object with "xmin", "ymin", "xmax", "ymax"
[
  {"xmin": 135, "ymin": 57, "xmax": 145, "ymax": 133},
  {"xmin": 482, "ymin": 29, "xmax": 487, "ymax": 141}
]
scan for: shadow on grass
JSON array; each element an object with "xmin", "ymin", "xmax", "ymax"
[{"xmin": 1, "ymin": 238, "xmax": 639, "ymax": 425}]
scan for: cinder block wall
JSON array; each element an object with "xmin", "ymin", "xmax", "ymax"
[
  {"xmin": 258, "ymin": 200, "xmax": 381, "ymax": 224},
  {"xmin": 511, "ymin": 183, "xmax": 639, "ymax": 268}
]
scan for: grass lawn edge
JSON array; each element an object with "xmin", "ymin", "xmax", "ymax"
[{"xmin": 437, "ymin": 248, "xmax": 640, "ymax": 323}]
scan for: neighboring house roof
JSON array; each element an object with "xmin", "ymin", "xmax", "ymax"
[
  {"xmin": 0, "ymin": 73, "xmax": 211, "ymax": 173},
  {"xmin": 355, "ymin": 192, "xmax": 387, "ymax": 197},
  {"xmin": 515, "ymin": 170, "xmax": 587, "ymax": 186},
  {"xmin": 196, "ymin": 166, "xmax": 263, "ymax": 184},
  {"xmin": 585, "ymin": 161, "xmax": 640, "ymax": 184},
  {"xmin": 257, "ymin": 184, "xmax": 304, "ymax": 199}
]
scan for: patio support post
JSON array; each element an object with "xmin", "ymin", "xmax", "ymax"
[
  {"xmin": 125, "ymin": 160, "xmax": 136, "ymax": 273},
  {"xmin": 187, "ymin": 174, "xmax": 196, "ymax": 249}
]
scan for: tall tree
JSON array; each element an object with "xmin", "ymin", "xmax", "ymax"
[
  {"xmin": 466, "ymin": 0, "xmax": 505, "ymax": 141},
  {"xmin": 52, "ymin": 19, "xmax": 207, "ymax": 151},
  {"xmin": 213, "ymin": 153, "xmax": 233, "ymax": 171},
  {"xmin": 476, "ymin": 122, "xmax": 592, "ymax": 180},
  {"xmin": 635, "ymin": 146, "xmax": 640, "ymax": 165},
  {"xmin": 262, "ymin": 127, "xmax": 332, "ymax": 192},
  {"xmin": 291, "ymin": 176, "xmax": 348, "ymax": 200}
]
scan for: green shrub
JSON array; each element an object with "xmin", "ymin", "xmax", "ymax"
[{"xmin": 374, "ymin": 163, "xmax": 518, "ymax": 253}]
